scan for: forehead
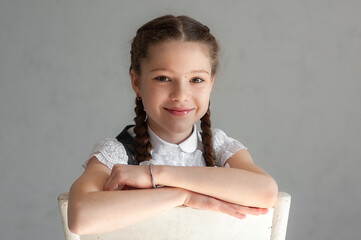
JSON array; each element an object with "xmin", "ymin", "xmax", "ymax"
[{"xmin": 142, "ymin": 41, "xmax": 212, "ymax": 72}]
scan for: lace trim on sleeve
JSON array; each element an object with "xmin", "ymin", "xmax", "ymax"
[
  {"xmin": 83, "ymin": 138, "xmax": 128, "ymax": 169},
  {"xmin": 212, "ymin": 129, "xmax": 247, "ymax": 167}
]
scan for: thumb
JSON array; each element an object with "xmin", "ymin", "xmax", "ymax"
[{"xmin": 104, "ymin": 176, "xmax": 122, "ymax": 191}]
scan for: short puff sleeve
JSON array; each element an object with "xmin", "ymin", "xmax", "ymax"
[
  {"xmin": 212, "ymin": 129, "xmax": 247, "ymax": 167},
  {"xmin": 83, "ymin": 138, "xmax": 128, "ymax": 169}
]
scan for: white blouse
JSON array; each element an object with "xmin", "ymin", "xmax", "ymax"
[{"xmin": 85, "ymin": 125, "xmax": 246, "ymax": 169}]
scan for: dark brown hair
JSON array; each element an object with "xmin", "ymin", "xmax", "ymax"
[{"xmin": 130, "ymin": 15, "xmax": 219, "ymax": 166}]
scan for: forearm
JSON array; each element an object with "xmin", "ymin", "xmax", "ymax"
[
  {"xmin": 68, "ymin": 187, "xmax": 186, "ymax": 235},
  {"xmin": 153, "ymin": 166, "xmax": 278, "ymax": 208}
]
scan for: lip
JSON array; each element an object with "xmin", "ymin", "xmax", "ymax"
[{"xmin": 164, "ymin": 107, "xmax": 195, "ymax": 116}]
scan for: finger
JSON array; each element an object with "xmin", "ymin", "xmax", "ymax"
[
  {"xmin": 248, "ymin": 207, "xmax": 269, "ymax": 215},
  {"xmin": 217, "ymin": 204, "xmax": 247, "ymax": 220},
  {"xmin": 103, "ymin": 175, "xmax": 113, "ymax": 190},
  {"xmin": 122, "ymin": 185, "xmax": 138, "ymax": 190},
  {"xmin": 234, "ymin": 205, "xmax": 269, "ymax": 215},
  {"xmin": 260, "ymin": 208, "xmax": 269, "ymax": 215},
  {"xmin": 104, "ymin": 176, "xmax": 121, "ymax": 191},
  {"xmin": 208, "ymin": 198, "xmax": 246, "ymax": 220}
]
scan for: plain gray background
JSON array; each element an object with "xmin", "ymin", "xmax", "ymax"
[{"xmin": 1, "ymin": 0, "xmax": 360, "ymax": 239}]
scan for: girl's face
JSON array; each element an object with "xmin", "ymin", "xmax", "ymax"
[{"xmin": 131, "ymin": 41, "xmax": 214, "ymax": 144}]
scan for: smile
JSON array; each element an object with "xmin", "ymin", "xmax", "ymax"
[{"xmin": 164, "ymin": 107, "xmax": 195, "ymax": 116}]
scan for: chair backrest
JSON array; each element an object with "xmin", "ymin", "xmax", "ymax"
[{"xmin": 58, "ymin": 192, "xmax": 291, "ymax": 240}]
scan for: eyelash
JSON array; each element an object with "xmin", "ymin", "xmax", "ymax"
[
  {"xmin": 191, "ymin": 78, "xmax": 204, "ymax": 83},
  {"xmin": 155, "ymin": 76, "xmax": 170, "ymax": 82},
  {"xmin": 154, "ymin": 76, "xmax": 204, "ymax": 83}
]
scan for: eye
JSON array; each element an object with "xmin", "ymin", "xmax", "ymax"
[
  {"xmin": 155, "ymin": 76, "xmax": 170, "ymax": 82},
  {"xmin": 191, "ymin": 77, "xmax": 204, "ymax": 83}
]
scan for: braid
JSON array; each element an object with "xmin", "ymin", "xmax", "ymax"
[
  {"xmin": 133, "ymin": 98, "xmax": 152, "ymax": 162},
  {"xmin": 200, "ymin": 104, "xmax": 216, "ymax": 166}
]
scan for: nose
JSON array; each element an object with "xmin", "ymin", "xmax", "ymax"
[{"xmin": 170, "ymin": 81, "xmax": 189, "ymax": 102}]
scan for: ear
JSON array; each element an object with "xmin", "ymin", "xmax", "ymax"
[{"xmin": 130, "ymin": 69, "xmax": 141, "ymax": 97}]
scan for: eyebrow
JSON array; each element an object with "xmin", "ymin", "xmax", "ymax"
[{"xmin": 150, "ymin": 68, "xmax": 210, "ymax": 75}]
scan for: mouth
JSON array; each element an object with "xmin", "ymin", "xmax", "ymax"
[{"xmin": 164, "ymin": 107, "xmax": 195, "ymax": 116}]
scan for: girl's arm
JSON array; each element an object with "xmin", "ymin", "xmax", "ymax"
[
  {"xmin": 156, "ymin": 149, "xmax": 278, "ymax": 208},
  {"xmin": 68, "ymin": 156, "xmax": 263, "ymax": 235},
  {"xmin": 68, "ymin": 157, "xmax": 186, "ymax": 234},
  {"xmin": 106, "ymin": 149, "xmax": 278, "ymax": 208}
]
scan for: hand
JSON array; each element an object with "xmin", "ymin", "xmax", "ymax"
[
  {"xmin": 183, "ymin": 190, "xmax": 268, "ymax": 219},
  {"xmin": 104, "ymin": 164, "xmax": 152, "ymax": 191}
]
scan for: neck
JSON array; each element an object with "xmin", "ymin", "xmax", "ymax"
[{"xmin": 148, "ymin": 122, "xmax": 193, "ymax": 144}]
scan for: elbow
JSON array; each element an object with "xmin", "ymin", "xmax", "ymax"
[
  {"xmin": 67, "ymin": 200, "xmax": 90, "ymax": 235},
  {"xmin": 68, "ymin": 216, "xmax": 84, "ymax": 235},
  {"xmin": 67, "ymin": 205, "xmax": 82, "ymax": 235},
  {"xmin": 68, "ymin": 219, "xmax": 81, "ymax": 235},
  {"xmin": 263, "ymin": 176, "xmax": 279, "ymax": 208}
]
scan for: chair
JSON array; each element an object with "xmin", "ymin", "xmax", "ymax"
[{"xmin": 58, "ymin": 192, "xmax": 291, "ymax": 240}]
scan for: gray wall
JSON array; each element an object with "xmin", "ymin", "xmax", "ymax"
[{"xmin": 1, "ymin": 0, "xmax": 360, "ymax": 239}]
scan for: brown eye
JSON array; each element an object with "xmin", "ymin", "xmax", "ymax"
[
  {"xmin": 191, "ymin": 78, "xmax": 204, "ymax": 83},
  {"xmin": 155, "ymin": 76, "xmax": 170, "ymax": 82}
]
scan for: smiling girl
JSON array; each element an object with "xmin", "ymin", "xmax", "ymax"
[{"xmin": 67, "ymin": 15, "xmax": 278, "ymax": 235}]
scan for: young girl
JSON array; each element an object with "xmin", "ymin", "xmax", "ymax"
[{"xmin": 68, "ymin": 15, "xmax": 278, "ymax": 235}]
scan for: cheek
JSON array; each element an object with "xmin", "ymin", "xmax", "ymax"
[
  {"xmin": 197, "ymin": 91, "xmax": 211, "ymax": 105},
  {"xmin": 141, "ymin": 93, "xmax": 161, "ymax": 115},
  {"xmin": 196, "ymin": 95, "xmax": 211, "ymax": 116},
  {"xmin": 141, "ymin": 84, "xmax": 163, "ymax": 97}
]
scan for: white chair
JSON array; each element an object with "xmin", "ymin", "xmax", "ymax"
[{"xmin": 58, "ymin": 192, "xmax": 291, "ymax": 240}]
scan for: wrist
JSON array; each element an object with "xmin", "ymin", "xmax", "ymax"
[
  {"xmin": 148, "ymin": 163, "xmax": 157, "ymax": 188},
  {"xmin": 152, "ymin": 164, "xmax": 164, "ymax": 186}
]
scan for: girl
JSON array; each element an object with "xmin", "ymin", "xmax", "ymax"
[{"xmin": 68, "ymin": 15, "xmax": 278, "ymax": 235}]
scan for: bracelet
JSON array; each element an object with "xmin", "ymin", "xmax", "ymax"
[{"xmin": 149, "ymin": 163, "xmax": 157, "ymax": 188}]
